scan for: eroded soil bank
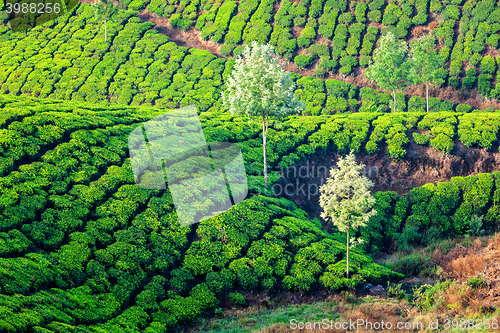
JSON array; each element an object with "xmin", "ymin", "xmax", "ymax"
[{"xmin": 273, "ymin": 141, "xmax": 500, "ymax": 220}]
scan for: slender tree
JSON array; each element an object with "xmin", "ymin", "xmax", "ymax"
[
  {"xmin": 92, "ymin": 0, "xmax": 116, "ymax": 42},
  {"xmin": 365, "ymin": 32, "xmax": 412, "ymax": 112},
  {"xmin": 409, "ymin": 34, "xmax": 444, "ymax": 112},
  {"xmin": 319, "ymin": 152, "xmax": 377, "ymax": 278},
  {"xmin": 222, "ymin": 42, "xmax": 305, "ymax": 186}
]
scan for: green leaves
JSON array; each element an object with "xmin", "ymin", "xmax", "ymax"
[
  {"xmin": 409, "ymin": 34, "xmax": 445, "ymax": 92},
  {"xmin": 365, "ymin": 32, "xmax": 412, "ymax": 111}
]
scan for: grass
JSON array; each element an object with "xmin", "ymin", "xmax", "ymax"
[{"xmin": 192, "ymin": 301, "xmax": 341, "ymax": 332}]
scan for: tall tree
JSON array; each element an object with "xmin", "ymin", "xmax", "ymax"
[
  {"xmin": 92, "ymin": 0, "xmax": 116, "ymax": 42},
  {"xmin": 319, "ymin": 152, "xmax": 377, "ymax": 278},
  {"xmin": 365, "ymin": 32, "xmax": 412, "ymax": 112},
  {"xmin": 222, "ymin": 42, "xmax": 305, "ymax": 186},
  {"xmin": 409, "ymin": 34, "xmax": 444, "ymax": 112}
]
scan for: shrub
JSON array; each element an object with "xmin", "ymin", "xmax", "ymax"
[
  {"xmin": 391, "ymin": 251, "xmax": 433, "ymax": 275},
  {"xmin": 359, "ymin": 55, "xmax": 371, "ymax": 67},
  {"xmin": 382, "ymin": 4, "xmax": 402, "ymax": 26},
  {"xmin": 338, "ymin": 12, "xmax": 354, "ymax": 24},
  {"xmin": 478, "ymin": 74, "xmax": 492, "ymax": 97},
  {"xmin": 355, "ymin": 2, "xmax": 367, "ymax": 23},
  {"xmin": 297, "ymin": 37, "xmax": 312, "ymax": 47},
  {"xmin": 325, "ymin": 80, "xmax": 355, "ymax": 99},
  {"xmin": 300, "ymin": 26, "xmax": 316, "ymax": 39},
  {"xmin": 469, "ymin": 53, "xmax": 483, "ymax": 66},
  {"xmin": 339, "ymin": 55, "xmax": 358, "ymax": 67},
  {"xmin": 319, "ymin": 59, "xmax": 338, "ymax": 71},
  {"xmin": 294, "ymin": 16, "xmax": 306, "ymax": 27},
  {"xmin": 443, "ymin": 4, "xmax": 460, "ymax": 20},
  {"xmin": 413, "ymin": 132, "xmax": 430, "ymax": 145},
  {"xmin": 408, "ymin": 96, "xmax": 425, "ymax": 112},
  {"xmin": 456, "ymin": 104, "xmax": 472, "ymax": 113},
  {"xmin": 219, "ymin": 44, "xmax": 235, "ymax": 56},
  {"xmin": 462, "ymin": 76, "xmax": 476, "ymax": 90},
  {"xmin": 466, "ymin": 275, "xmax": 487, "ymax": 290},
  {"xmin": 487, "ymin": 34, "xmax": 499, "ymax": 48},
  {"xmin": 448, "ymin": 76, "xmax": 461, "ymax": 89},
  {"xmin": 481, "ymin": 55, "xmax": 496, "ymax": 74},
  {"xmin": 228, "ymin": 292, "xmax": 246, "ymax": 306},
  {"xmin": 367, "ymin": 10, "xmax": 382, "ymax": 22},
  {"xmin": 368, "ymin": 0, "xmax": 384, "ymax": 10},
  {"xmin": 294, "ymin": 54, "xmax": 314, "ymax": 68}
]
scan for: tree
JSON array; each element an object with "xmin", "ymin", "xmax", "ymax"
[
  {"xmin": 365, "ymin": 32, "xmax": 412, "ymax": 112},
  {"xmin": 222, "ymin": 42, "xmax": 305, "ymax": 185},
  {"xmin": 92, "ymin": 0, "xmax": 117, "ymax": 42},
  {"xmin": 319, "ymin": 152, "xmax": 377, "ymax": 278},
  {"xmin": 409, "ymin": 34, "xmax": 444, "ymax": 112}
]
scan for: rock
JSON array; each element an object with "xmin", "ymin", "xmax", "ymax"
[
  {"xmin": 363, "ymin": 283, "xmax": 374, "ymax": 291},
  {"xmin": 369, "ymin": 285, "xmax": 386, "ymax": 296}
]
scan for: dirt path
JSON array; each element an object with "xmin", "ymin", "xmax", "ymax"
[{"xmin": 137, "ymin": 8, "xmax": 226, "ymax": 58}]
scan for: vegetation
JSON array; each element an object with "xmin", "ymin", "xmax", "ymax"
[
  {"xmin": 319, "ymin": 153, "xmax": 377, "ymax": 278},
  {"xmin": 2, "ymin": 0, "xmax": 500, "ymax": 331},
  {"xmin": 222, "ymin": 42, "xmax": 304, "ymax": 185},
  {"xmin": 91, "ymin": 0, "xmax": 117, "ymax": 41},
  {"xmin": 365, "ymin": 32, "xmax": 411, "ymax": 112}
]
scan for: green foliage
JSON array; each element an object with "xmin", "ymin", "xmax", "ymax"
[
  {"xmin": 456, "ymin": 104, "xmax": 472, "ymax": 113},
  {"xmin": 467, "ymin": 275, "xmax": 487, "ymax": 290},
  {"xmin": 467, "ymin": 215, "xmax": 485, "ymax": 236},
  {"xmin": 458, "ymin": 113, "xmax": 500, "ymax": 150},
  {"xmin": 366, "ymin": 32, "xmax": 411, "ymax": 112},
  {"xmin": 418, "ymin": 113, "xmax": 457, "ymax": 154},
  {"xmin": 412, "ymin": 132, "xmax": 430, "ymax": 145},
  {"xmin": 228, "ymin": 292, "xmax": 247, "ymax": 306},
  {"xmin": 294, "ymin": 54, "xmax": 314, "ymax": 68},
  {"xmin": 365, "ymin": 113, "xmax": 420, "ymax": 160},
  {"xmin": 481, "ymin": 55, "xmax": 496, "ymax": 74}
]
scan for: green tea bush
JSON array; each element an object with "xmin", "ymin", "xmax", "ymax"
[
  {"xmin": 413, "ymin": 132, "xmax": 430, "ymax": 145},
  {"xmin": 382, "ymin": 4, "xmax": 402, "ymax": 26},
  {"xmin": 338, "ymin": 12, "xmax": 354, "ymax": 24},
  {"xmin": 478, "ymin": 74, "xmax": 493, "ymax": 97},
  {"xmin": 481, "ymin": 55, "xmax": 496, "ymax": 74},
  {"xmin": 355, "ymin": 2, "xmax": 367, "ymax": 23},
  {"xmin": 325, "ymin": 79, "xmax": 357, "ymax": 98},
  {"xmin": 418, "ymin": 113, "xmax": 458, "ymax": 154},
  {"xmin": 458, "ymin": 113, "xmax": 500, "ymax": 149},
  {"xmin": 456, "ymin": 103, "xmax": 472, "ymax": 113},
  {"xmin": 228, "ymin": 292, "xmax": 247, "ymax": 306},
  {"xmin": 294, "ymin": 54, "xmax": 314, "ymax": 68},
  {"xmin": 367, "ymin": 10, "xmax": 382, "ymax": 23}
]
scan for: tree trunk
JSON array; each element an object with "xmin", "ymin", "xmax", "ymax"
[
  {"xmin": 262, "ymin": 115, "xmax": 268, "ymax": 186},
  {"xmin": 426, "ymin": 83, "xmax": 429, "ymax": 112},
  {"xmin": 392, "ymin": 89, "xmax": 396, "ymax": 113},
  {"xmin": 346, "ymin": 226, "xmax": 350, "ymax": 279},
  {"xmin": 105, "ymin": 20, "xmax": 107, "ymax": 42}
]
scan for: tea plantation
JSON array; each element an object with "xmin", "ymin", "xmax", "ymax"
[
  {"xmin": 1, "ymin": 0, "xmax": 500, "ymax": 330},
  {"xmin": 1, "ymin": 3, "xmax": 499, "ymax": 116},
  {"xmin": 1, "ymin": 93, "xmax": 500, "ymax": 330},
  {"xmin": 140, "ymin": 0, "xmax": 500, "ymax": 98},
  {"xmin": 0, "ymin": 95, "xmax": 409, "ymax": 332}
]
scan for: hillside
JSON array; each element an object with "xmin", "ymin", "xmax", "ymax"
[
  {"xmin": 2, "ymin": 0, "xmax": 500, "ymax": 331},
  {"xmin": 0, "ymin": 95, "xmax": 405, "ymax": 332}
]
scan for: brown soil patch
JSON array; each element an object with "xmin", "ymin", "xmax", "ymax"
[
  {"xmin": 137, "ymin": 8, "xmax": 226, "ymax": 58},
  {"xmin": 273, "ymin": 140, "xmax": 500, "ymax": 221}
]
